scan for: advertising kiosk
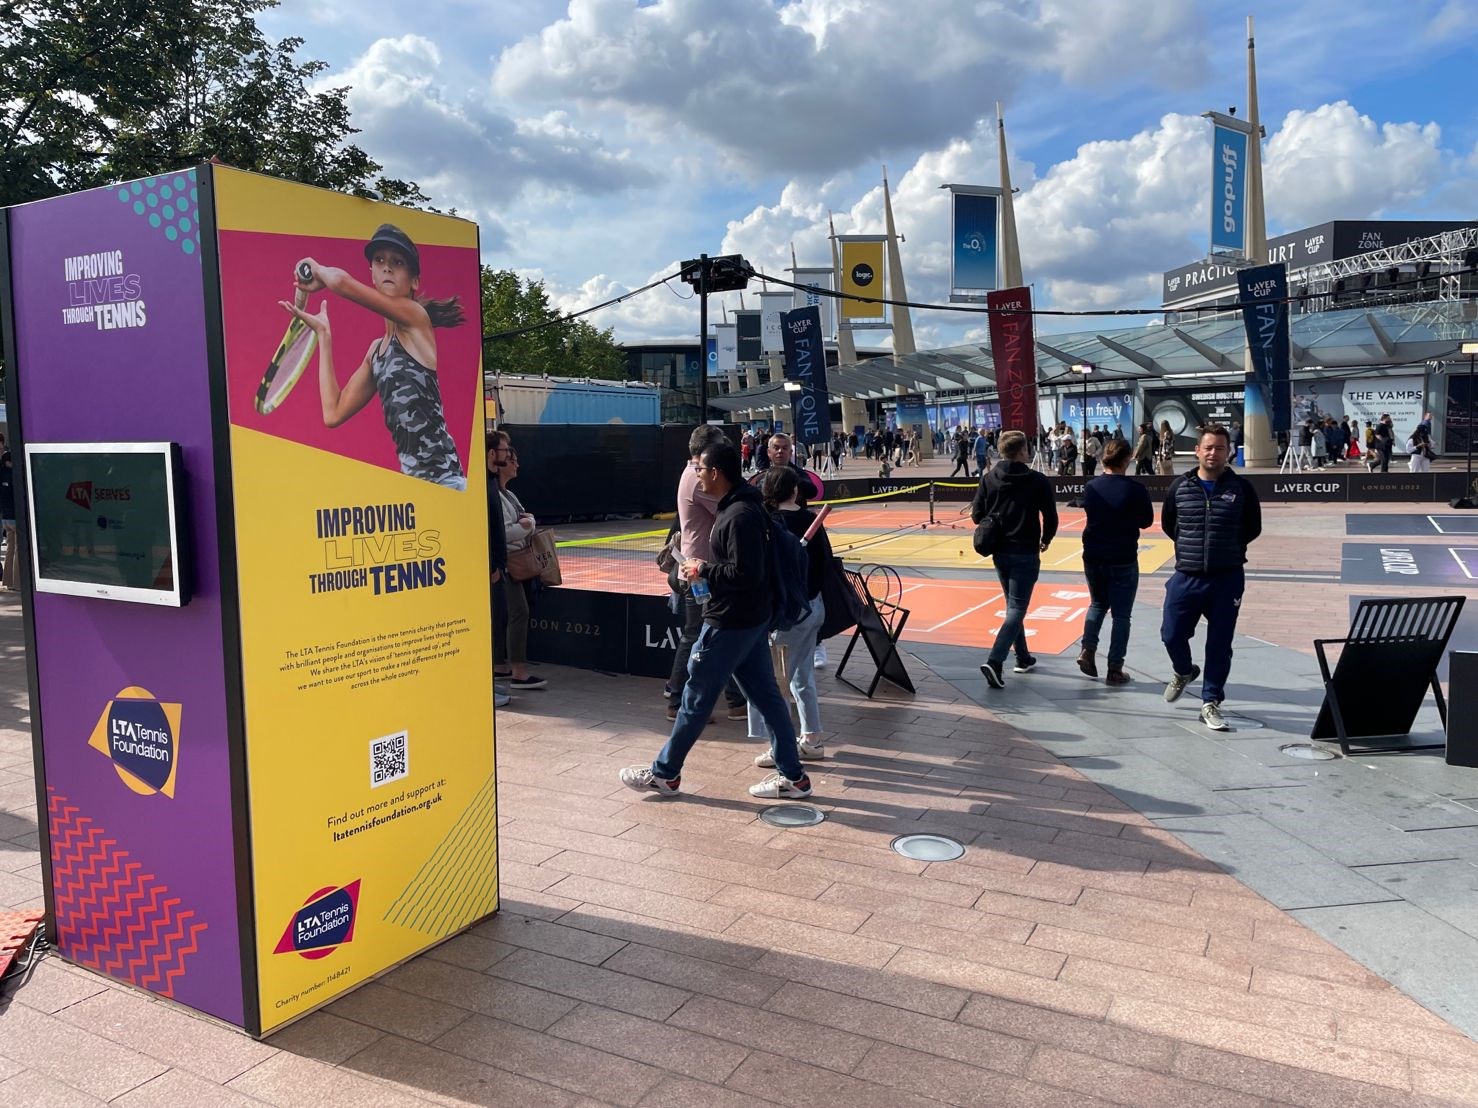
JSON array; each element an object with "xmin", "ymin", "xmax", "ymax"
[{"xmin": 0, "ymin": 165, "xmax": 498, "ymax": 1036}]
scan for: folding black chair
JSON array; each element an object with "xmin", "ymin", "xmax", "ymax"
[
  {"xmin": 835, "ymin": 564, "xmax": 915, "ymax": 698},
  {"xmin": 1311, "ymin": 596, "xmax": 1465, "ymax": 755}
]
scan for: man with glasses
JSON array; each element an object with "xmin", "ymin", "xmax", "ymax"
[
  {"xmin": 1160, "ymin": 424, "xmax": 1262, "ymax": 730},
  {"xmin": 667, "ymin": 426, "xmax": 747, "ymax": 722}
]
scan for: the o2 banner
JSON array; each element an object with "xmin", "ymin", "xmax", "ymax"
[
  {"xmin": 839, "ymin": 237, "xmax": 887, "ymax": 326},
  {"xmin": 1236, "ymin": 263, "xmax": 1290, "ymax": 433},
  {"xmin": 212, "ymin": 167, "xmax": 495, "ymax": 1032},
  {"xmin": 949, "ymin": 187, "xmax": 1000, "ymax": 301},
  {"xmin": 987, "ymin": 285, "xmax": 1038, "ymax": 440},
  {"xmin": 781, "ymin": 305, "xmax": 831, "ymax": 445},
  {"xmin": 1062, "ymin": 391, "xmax": 1134, "ymax": 440},
  {"xmin": 1210, "ymin": 117, "xmax": 1250, "ymax": 258}
]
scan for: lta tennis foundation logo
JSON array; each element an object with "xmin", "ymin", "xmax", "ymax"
[
  {"xmin": 275, "ymin": 881, "xmax": 361, "ymax": 960},
  {"xmin": 87, "ymin": 687, "xmax": 181, "ymax": 797}
]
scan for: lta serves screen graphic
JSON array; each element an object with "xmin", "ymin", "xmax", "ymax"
[{"xmin": 212, "ymin": 168, "xmax": 496, "ymax": 1031}]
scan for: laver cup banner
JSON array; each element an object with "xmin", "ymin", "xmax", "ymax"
[{"xmin": 212, "ymin": 168, "xmax": 496, "ymax": 1032}]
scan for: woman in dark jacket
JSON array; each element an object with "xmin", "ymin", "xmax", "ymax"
[{"xmin": 749, "ymin": 466, "xmax": 831, "ymax": 767}]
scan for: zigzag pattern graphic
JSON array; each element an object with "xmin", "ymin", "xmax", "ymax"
[{"xmin": 46, "ymin": 789, "xmax": 207, "ymax": 997}]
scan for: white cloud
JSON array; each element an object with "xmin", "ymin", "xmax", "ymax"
[{"xmin": 325, "ymin": 34, "xmax": 654, "ymax": 226}]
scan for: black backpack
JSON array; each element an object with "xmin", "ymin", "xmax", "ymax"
[{"xmin": 764, "ymin": 512, "xmax": 814, "ymax": 632}]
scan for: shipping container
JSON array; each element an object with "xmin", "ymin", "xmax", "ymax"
[{"xmin": 486, "ymin": 375, "xmax": 661, "ymax": 426}]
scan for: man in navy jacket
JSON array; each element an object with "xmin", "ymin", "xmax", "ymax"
[{"xmin": 1160, "ymin": 424, "xmax": 1262, "ymax": 730}]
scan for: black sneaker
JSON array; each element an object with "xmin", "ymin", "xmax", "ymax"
[
  {"xmin": 510, "ymin": 675, "xmax": 547, "ymax": 690},
  {"xmin": 726, "ymin": 705, "xmax": 748, "ymax": 721},
  {"xmin": 980, "ymin": 661, "xmax": 1005, "ymax": 688},
  {"xmin": 1013, "ymin": 655, "xmax": 1038, "ymax": 674}
]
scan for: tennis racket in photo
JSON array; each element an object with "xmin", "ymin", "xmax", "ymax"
[{"xmin": 255, "ymin": 261, "xmax": 318, "ymax": 415}]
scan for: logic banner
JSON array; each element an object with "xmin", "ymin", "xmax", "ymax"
[
  {"xmin": 950, "ymin": 188, "xmax": 999, "ymax": 301},
  {"xmin": 1210, "ymin": 120, "xmax": 1250, "ymax": 257},
  {"xmin": 1237, "ymin": 263, "xmax": 1290, "ymax": 433},
  {"xmin": 781, "ymin": 305, "xmax": 831, "ymax": 444},
  {"xmin": 211, "ymin": 167, "xmax": 495, "ymax": 1033},
  {"xmin": 839, "ymin": 237, "xmax": 886, "ymax": 324},
  {"xmin": 987, "ymin": 286, "xmax": 1038, "ymax": 439}
]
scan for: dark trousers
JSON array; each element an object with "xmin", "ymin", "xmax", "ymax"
[
  {"xmin": 950, "ymin": 458, "xmax": 971, "ymax": 476},
  {"xmin": 1083, "ymin": 458, "xmax": 1097, "ymax": 477},
  {"xmin": 1160, "ymin": 569, "xmax": 1244, "ymax": 704},
  {"xmin": 1082, "ymin": 561, "xmax": 1139, "ymax": 667},
  {"xmin": 988, "ymin": 550, "xmax": 1040, "ymax": 668},
  {"xmin": 654, "ymin": 622, "xmax": 802, "ymax": 781},
  {"xmin": 668, "ymin": 577, "xmax": 745, "ymax": 709}
]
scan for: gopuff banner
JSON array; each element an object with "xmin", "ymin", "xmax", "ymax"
[
  {"xmin": 987, "ymin": 286, "xmax": 1038, "ymax": 440},
  {"xmin": 781, "ymin": 305, "xmax": 831, "ymax": 445},
  {"xmin": 1211, "ymin": 122, "xmax": 1250, "ymax": 257},
  {"xmin": 1237, "ymin": 263, "xmax": 1291, "ymax": 433},
  {"xmin": 735, "ymin": 310, "xmax": 762, "ymax": 363}
]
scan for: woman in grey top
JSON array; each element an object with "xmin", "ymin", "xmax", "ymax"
[{"xmin": 283, "ymin": 224, "xmax": 467, "ymax": 490}]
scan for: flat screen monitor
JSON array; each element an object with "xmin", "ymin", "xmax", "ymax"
[{"xmin": 24, "ymin": 442, "xmax": 190, "ymax": 606}]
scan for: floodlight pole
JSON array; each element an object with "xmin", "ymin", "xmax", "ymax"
[{"xmin": 1066, "ymin": 363, "xmax": 1092, "ymax": 507}]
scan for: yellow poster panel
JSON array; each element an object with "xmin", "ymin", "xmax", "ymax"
[
  {"xmin": 212, "ymin": 168, "xmax": 495, "ymax": 1033},
  {"xmin": 840, "ymin": 240, "xmax": 886, "ymax": 321}
]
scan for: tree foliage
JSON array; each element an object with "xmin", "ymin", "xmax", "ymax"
[
  {"xmin": 0, "ymin": 0, "xmax": 428, "ymax": 206},
  {"xmin": 481, "ymin": 268, "xmax": 627, "ymax": 381}
]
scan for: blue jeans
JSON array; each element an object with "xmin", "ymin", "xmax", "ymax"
[
  {"xmin": 654, "ymin": 622, "xmax": 803, "ymax": 781},
  {"xmin": 1081, "ymin": 561, "xmax": 1139, "ymax": 667},
  {"xmin": 749, "ymin": 595, "xmax": 825, "ymax": 743},
  {"xmin": 1160, "ymin": 569, "xmax": 1244, "ymax": 703},
  {"xmin": 988, "ymin": 550, "xmax": 1040, "ymax": 669}
]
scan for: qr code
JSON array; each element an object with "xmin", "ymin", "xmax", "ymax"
[{"xmin": 370, "ymin": 731, "xmax": 408, "ymax": 787}]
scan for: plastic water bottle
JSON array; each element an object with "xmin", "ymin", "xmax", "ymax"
[{"xmin": 690, "ymin": 577, "xmax": 711, "ymax": 604}]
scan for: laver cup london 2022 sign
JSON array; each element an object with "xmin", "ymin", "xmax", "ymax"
[{"xmin": 212, "ymin": 168, "xmax": 496, "ymax": 1032}]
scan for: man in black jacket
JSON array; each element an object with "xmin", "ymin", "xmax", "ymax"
[
  {"xmin": 973, "ymin": 430, "xmax": 1058, "ymax": 689},
  {"xmin": 1160, "ymin": 424, "xmax": 1262, "ymax": 730},
  {"xmin": 486, "ymin": 438, "xmax": 511, "ymax": 708},
  {"xmin": 621, "ymin": 441, "xmax": 812, "ymax": 800}
]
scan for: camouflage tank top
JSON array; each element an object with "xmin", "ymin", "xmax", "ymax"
[{"xmin": 369, "ymin": 335, "xmax": 464, "ymax": 489}]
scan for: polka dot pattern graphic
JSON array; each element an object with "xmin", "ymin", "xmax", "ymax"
[{"xmin": 116, "ymin": 168, "xmax": 200, "ymax": 255}]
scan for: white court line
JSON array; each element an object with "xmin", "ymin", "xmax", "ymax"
[
  {"xmin": 1431, "ymin": 515, "xmax": 1478, "ymax": 536},
  {"xmin": 921, "ymin": 592, "xmax": 1005, "ymax": 633},
  {"xmin": 1449, "ymin": 546, "xmax": 1478, "ymax": 580}
]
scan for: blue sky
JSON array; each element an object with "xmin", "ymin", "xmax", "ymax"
[{"xmin": 261, "ymin": 0, "xmax": 1478, "ymax": 346}]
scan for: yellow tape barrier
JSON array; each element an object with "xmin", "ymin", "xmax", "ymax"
[
  {"xmin": 814, "ymin": 482, "xmax": 931, "ymax": 505},
  {"xmin": 555, "ymin": 529, "xmax": 669, "ymax": 549}
]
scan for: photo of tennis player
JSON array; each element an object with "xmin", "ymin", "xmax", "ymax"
[{"xmin": 279, "ymin": 223, "xmax": 467, "ymax": 490}]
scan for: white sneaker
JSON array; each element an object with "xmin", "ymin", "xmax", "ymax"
[
  {"xmin": 1201, "ymin": 702, "xmax": 1230, "ymax": 731},
  {"xmin": 814, "ymin": 644, "xmax": 828, "ymax": 669},
  {"xmin": 755, "ymin": 737, "xmax": 826, "ymax": 767},
  {"xmin": 618, "ymin": 766, "xmax": 681, "ymax": 797},
  {"xmin": 495, "ymin": 691, "xmax": 511, "ymax": 708},
  {"xmin": 748, "ymin": 772, "xmax": 813, "ymax": 799}
]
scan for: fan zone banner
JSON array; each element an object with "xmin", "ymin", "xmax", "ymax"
[
  {"xmin": 987, "ymin": 286, "xmax": 1038, "ymax": 439},
  {"xmin": 950, "ymin": 188, "xmax": 999, "ymax": 300},
  {"xmin": 1210, "ymin": 120, "xmax": 1250, "ymax": 257},
  {"xmin": 839, "ymin": 238, "xmax": 886, "ymax": 324},
  {"xmin": 781, "ymin": 305, "xmax": 831, "ymax": 444},
  {"xmin": 1237, "ymin": 263, "xmax": 1291, "ymax": 433}
]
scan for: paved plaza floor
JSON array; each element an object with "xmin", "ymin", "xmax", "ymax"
[{"xmin": 4, "ymin": 498, "xmax": 1478, "ymax": 1105}]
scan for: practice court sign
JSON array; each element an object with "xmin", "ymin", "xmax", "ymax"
[{"xmin": 1209, "ymin": 114, "xmax": 1250, "ymax": 258}]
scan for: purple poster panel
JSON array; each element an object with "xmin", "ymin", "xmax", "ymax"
[{"xmin": 7, "ymin": 172, "xmax": 245, "ymax": 1024}]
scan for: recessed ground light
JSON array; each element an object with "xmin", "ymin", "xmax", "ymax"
[
  {"xmin": 759, "ymin": 804, "xmax": 825, "ymax": 827},
  {"xmin": 1279, "ymin": 743, "xmax": 1339, "ymax": 761},
  {"xmin": 891, "ymin": 833, "xmax": 966, "ymax": 861}
]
